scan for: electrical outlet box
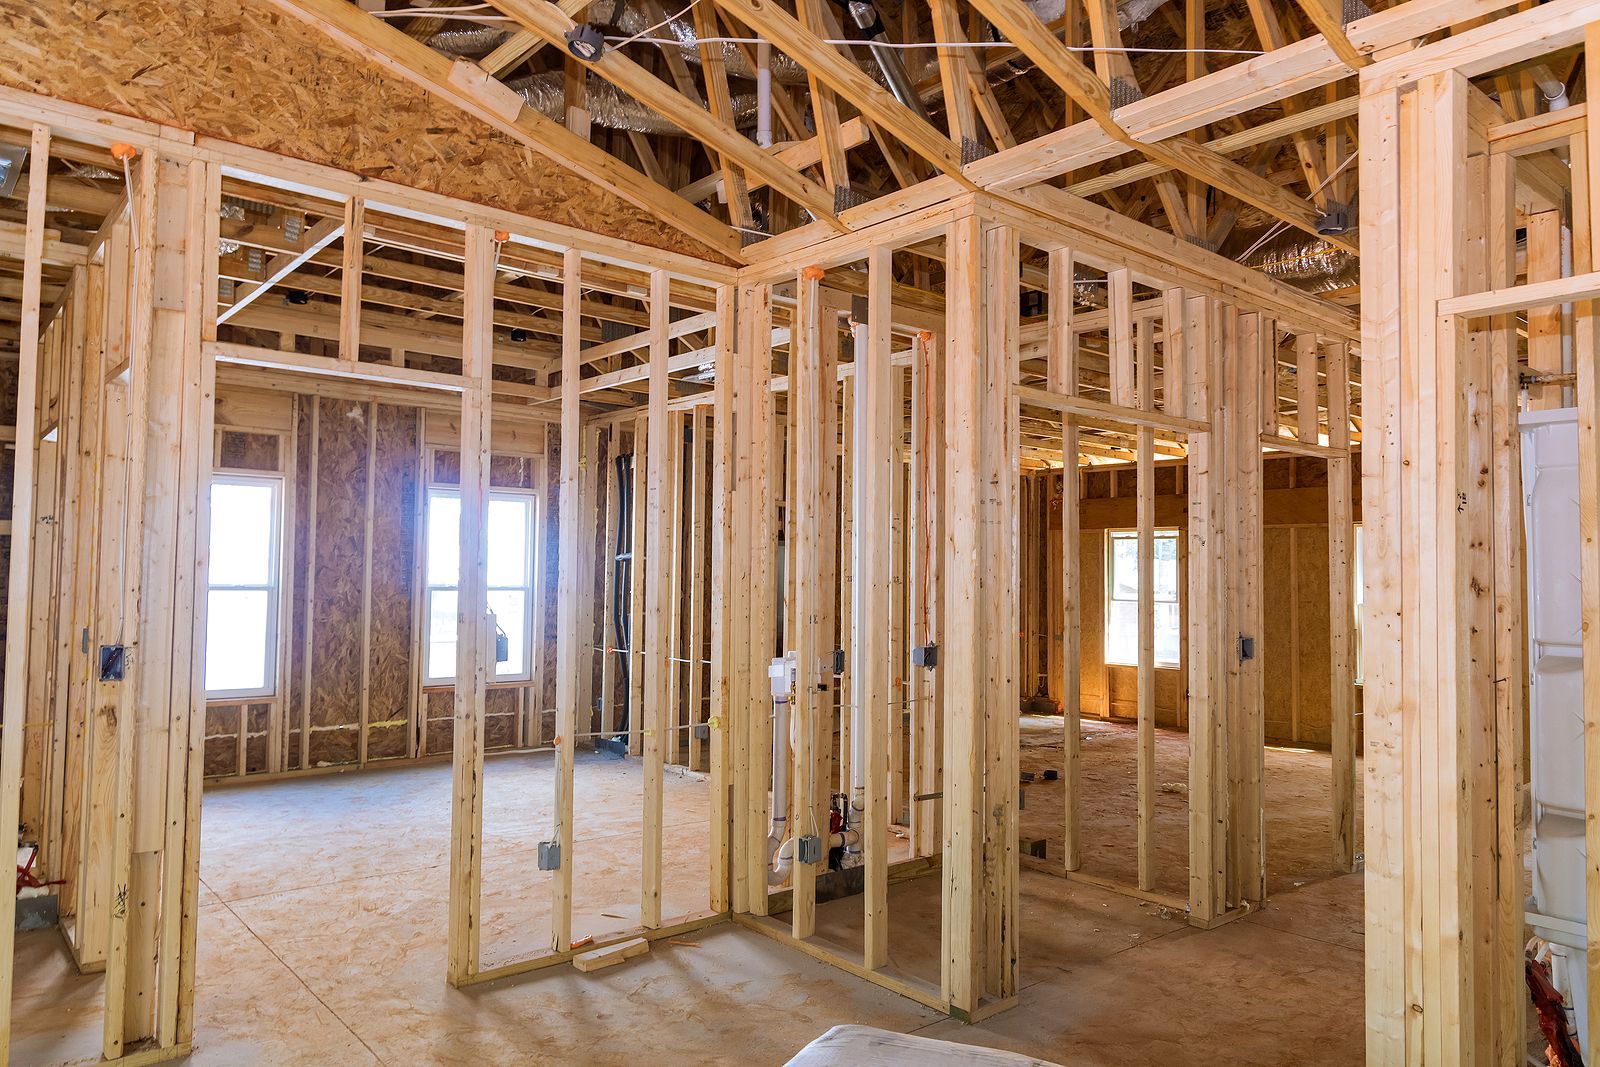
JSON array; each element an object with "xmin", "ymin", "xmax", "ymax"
[
  {"xmin": 797, "ymin": 835, "xmax": 823, "ymax": 865},
  {"xmin": 98, "ymin": 645, "xmax": 126, "ymax": 682},
  {"xmin": 537, "ymin": 841, "xmax": 561, "ymax": 871},
  {"xmin": 692, "ymin": 723, "xmax": 710, "ymax": 740},
  {"xmin": 912, "ymin": 643, "xmax": 938, "ymax": 669},
  {"xmin": 1238, "ymin": 635, "xmax": 1255, "ymax": 661}
]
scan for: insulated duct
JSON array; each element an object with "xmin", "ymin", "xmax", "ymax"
[
  {"xmin": 510, "ymin": 71, "xmax": 758, "ymax": 134},
  {"xmin": 1241, "ymin": 234, "xmax": 1358, "ymax": 295},
  {"xmin": 428, "ymin": 27, "xmax": 511, "ymax": 56}
]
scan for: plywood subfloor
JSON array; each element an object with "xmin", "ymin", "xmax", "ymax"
[
  {"xmin": 1018, "ymin": 716, "xmax": 1365, "ymax": 900},
  {"xmin": 12, "ymin": 745, "xmax": 1363, "ymax": 1065}
]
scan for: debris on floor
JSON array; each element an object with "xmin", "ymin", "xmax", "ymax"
[{"xmin": 573, "ymin": 937, "xmax": 650, "ymax": 973}]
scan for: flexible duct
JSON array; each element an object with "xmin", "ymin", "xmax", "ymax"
[
  {"xmin": 1242, "ymin": 235, "xmax": 1358, "ymax": 295},
  {"xmin": 510, "ymin": 71, "xmax": 758, "ymax": 134},
  {"xmin": 847, "ymin": 0, "xmax": 930, "ymax": 120},
  {"xmin": 428, "ymin": 27, "xmax": 511, "ymax": 56}
]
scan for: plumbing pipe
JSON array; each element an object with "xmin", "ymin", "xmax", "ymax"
[
  {"xmin": 766, "ymin": 655, "xmax": 795, "ymax": 885},
  {"xmin": 756, "ymin": 42, "xmax": 774, "ymax": 149},
  {"xmin": 843, "ymin": 319, "xmax": 870, "ymax": 871},
  {"xmin": 1535, "ymin": 70, "xmax": 1569, "ymax": 112}
]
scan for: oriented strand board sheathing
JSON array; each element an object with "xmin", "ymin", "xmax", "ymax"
[
  {"xmin": 246, "ymin": 703, "xmax": 271, "ymax": 773},
  {"xmin": 288, "ymin": 395, "xmax": 313, "ymax": 768},
  {"xmin": 203, "ymin": 705, "xmax": 244, "ymax": 778},
  {"xmin": 1293, "ymin": 526, "xmax": 1334, "ymax": 747},
  {"xmin": 0, "ymin": 0, "xmax": 731, "ymax": 264},
  {"xmin": 217, "ymin": 430, "xmax": 280, "ymax": 472},
  {"xmin": 307, "ymin": 398, "xmax": 370, "ymax": 766},
  {"xmin": 424, "ymin": 689, "xmax": 452, "ymax": 756},
  {"xmin": 365, "ymin": 404, "xmax": 419, "ymax": 762},
  {"xmin": 485, "ymin": 687, "xmax": 519, "ymax": 750},
  {"xmin": 1261, "ymin": 525, "xmax": 1295, "ymax": 742}
]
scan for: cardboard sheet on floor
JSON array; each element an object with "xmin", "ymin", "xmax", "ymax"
[{"xmin": 784, "ymin": 1025, "xmax": 1063, "ymax": 1066}]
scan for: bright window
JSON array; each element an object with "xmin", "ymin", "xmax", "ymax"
[
  {"xmin": 424, "ymin": 487, "xmax": 538, "ymax": 684},
  {"xmin": 1105, "ymin": 528, "xmax": 1181, "ymax": 668},
  {"xmin": 205, "ymin": 476, "xmax": 282, "ymax": 698}
]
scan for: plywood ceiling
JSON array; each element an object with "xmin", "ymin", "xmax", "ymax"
[{"xmin": 0, "ymin": 0, "xmax": 735, "ymax": 264}]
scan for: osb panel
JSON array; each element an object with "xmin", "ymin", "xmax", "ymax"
[
  {"xmin": 1105, "ymin": 665, "xmax": 1182, "ymax": 727},
  {"xmin": 204, "ymin": 735, "xmax": 236, "ymax": 778},
  {"xmin": 485, "ymin": 687, "xmax": 518, "ymax": 750},
  {"xmin": 203, "ymin": 705, "xmax": 243, "ymax": 777},
  {"xmin": 0, "ymin": 0, "xmax": 731, "ymax": 264},
  {"xmin": 432, "ymin": 450, "xmax": 461, "ymax": 486},
  {"xmin": 1077, "ymin": 530, "xmax": 1105, "ymax": 717},
  {"xmin": 218, "ymin": 429, "xmax": 280, "ymax": 472},
  {"xmin": 308, "ymin": 724, "xmax": 359, "ymax": 767},
  {"xmin": 539, "ymin": 439, "xmax": 560, "ymax": 716},
  {"xmin": 425, "ymin": 717, "xmax": 452, "ymax": 757},
  {"xmin": 365, "ymin": 404, "xmax": 418, "ymax": 762},
  {"xmin": 1262, "ymin": 455, "xmax": 1295, "ymax": 490},
  {"xmin": 308, "ymin": 399, "xmax": 369, "ymax": 763},
  {"xmin": 246, "ymin": 704, "xmax": 271, "ymax": 774},
  {"xmin": 490, "ymin": 455, "xmax": 536, "ymax": 490},
  {"xmin": 289, "ymin": 396, "xmax": 312, "ymax": 769},
  {"xmin": 1262, "ymin": 526, "xmax": 1295, "ymax": 742},
  {"xmin": 1293, "ymin": 526, "xmax": 1334, "ymax": 747}
]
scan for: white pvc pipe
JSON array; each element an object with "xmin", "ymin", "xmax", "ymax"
[
  {"xmin": 767, "ymin": 655, "xmax": 793, "ymax": 885},
  {"xmin": 756, "ymin": 42, "xmax": 773, "ymax": 149},
  {"xmin": 844, "ymin": 321, "xmax": 871, "ymax": 869}
]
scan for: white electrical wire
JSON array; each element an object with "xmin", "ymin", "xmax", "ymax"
[
  {"xmin": 609, "ymin": 0, "xmax": 702, "ymax": 49},
  {"xmin": 1235, "ymin": 150, "xmax": 1358, "ymax": 264},
  {"xmin": 369, "ymin": 3, "xmax": 500, "ymax": 15},
  {"xmin": 621, "ymin": 33, "xmax": 1265, "ymax": 57}
]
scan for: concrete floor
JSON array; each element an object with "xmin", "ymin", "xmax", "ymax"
[{"xmin": 13, "ymin": 735, "xmax": 1364, "ymax": 1066}]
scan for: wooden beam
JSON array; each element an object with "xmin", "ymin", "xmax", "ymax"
[
  {"xmin": 642, "ymin": 269, "xmax": 673, "ymax": 928},
  {"xmin": 713, "ymin": 0, "xmax": 972, "ymax": 185},
  {"xmin": 675, "ymin": 118, "xmax": 872, "ymax": 204},
  {"xmin": 967, "ymin": 0, "xmax": 1355, "ymax": 251},
  {"xmin": 446, "ymin": 224, "xmax": 496, "ymax": 986},
  {"xmin": 857, "ymin": 245, "xmax": 893, "ymax": 970},
  {"xmin": 495, "ymin": 0, "xmax": 843, "ymax": 230},
  {"xmin": 215, "ymin": 215, "xmax": 345, "ymax": 324},
  {"xmin": 551, "ymin": 247, "xmax": 582, "ymax": 952},
  {"xmin": 264, "ymin": 0, "xmax": 742, "ymax": 261},
  {"xmin": 0, "ymin": 121, "xmax": 49, "ymax": 1063}
]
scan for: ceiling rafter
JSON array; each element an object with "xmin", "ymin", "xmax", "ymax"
[
  {"xmin": 492, "ymin": 0, "xmax": 847, "ymax": 230},
  {"xmin": 965, "ymin": 0, "xmax": 1358, "ymax": 254},
  {"xmin": 267, "ymin": 0, "xmax": 745, "ymax": 260},
  {"xmin": 712, "ymin": 0, "xmax": 975, "ymax": 187}
]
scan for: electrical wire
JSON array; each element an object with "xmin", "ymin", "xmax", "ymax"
[
  {"xmin": 621, "ymin": 33, "xmax": 1265, "ymax": 56},
  {"xmin": 608, "ymin": 0, "xmax": 702, "ymax": 49},
  {"xmin": 1235, "ymin": 150, "xmax": 1359, "ymax": 264}
]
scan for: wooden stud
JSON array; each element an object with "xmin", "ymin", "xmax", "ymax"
[
  {"xmin": 0, "ymin": 122, "xmax": 51, "ymax": 1060},
  {"xmin": 858, "ymin": 245, "xmax": 894, "ymax": 970},
  {"xmin": 642, "ymin": 269, "xmax": 673, "ymax": 929},
  {"xmin": 1048, "ymin": 248, "xmax": 1081, "ymax": 874},
  {"xmin": 446, "ymin": 224, "xmax": 496, "ymax": 986},
  {"xmin": 552, "ymin": 247, "xmax": 582, "ymax": 952}
]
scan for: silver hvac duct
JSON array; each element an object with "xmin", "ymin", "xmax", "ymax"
[
  {"xmin": 846, "ymin": 0, "xmax": 930, "ymax": 120},
  {"xmin": 428, "ymin": 27, "xmax": 511, "ymax": 56},
  {"xmin": 1242, "ymin": 235, "xmax": 1358, "ymax": 295},
  {"xmin": 509, "ymin": 71, "xmax": 758, "ymax": 134}
]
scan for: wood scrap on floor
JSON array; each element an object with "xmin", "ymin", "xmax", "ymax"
[{"xmin": 572, "ymin": 937, "xmax": 650, "ymax": 973}]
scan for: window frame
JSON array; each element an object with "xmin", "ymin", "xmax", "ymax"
[
  {"xmin": 1103, "ymin": 526, "xmax": 1182, "ymax": 670},
  {"xmin": 422, "ymin": 484, "xmax": 540, "ymax": 686},
  {"xmin": 204, "ymin": 472, "xmax": 284, "ymax": 701}
]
